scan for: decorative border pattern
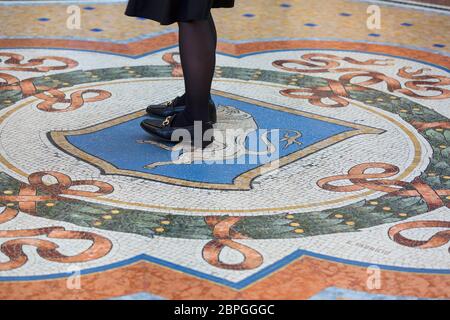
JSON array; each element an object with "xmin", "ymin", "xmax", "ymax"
[{"xmin": 0, "ymin": 48, "xmax": 446, "ymax": 238}]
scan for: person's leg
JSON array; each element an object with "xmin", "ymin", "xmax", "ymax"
[
  {"xmin": 174, "ymin": 12, "xmax": 217, "ymax": 126},
  {"xmin": 208, "ymin": 11, "xmax": 217, "ymax": 56}
]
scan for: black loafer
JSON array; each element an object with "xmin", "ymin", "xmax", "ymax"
[
  {"xmin": 146, "ymin": 97, "xmax": 217, "ymax": 124},
  {"xmin": 146, "ymin": 95, "xmax": 186, "ymax": 118},
  {"xmin": 140, "ymin": 115, "xmax": 214, "ymax": 148}
]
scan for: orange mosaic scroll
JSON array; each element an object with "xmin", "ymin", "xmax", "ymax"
[
  {"xmin": 317, "ymin": 162, "xmax": 450, "ymax": 211},
  {"xmin": 0, "ymin": 227, "xmax": 113, "ymax": 271},
  {"xmin": 0, "ymin": 171, "xmax": 114, "ymax": 271},
  {"xmin": 389, "ymin": 220, "xmax": 450, "ymax": 253},
  {"xmin": 162, "ymin": 52, "xmax": 183, "ymax": 77},
  {"xmin": 0, "ymin": 171, "xmax": 114, "ymax": 215},
  {"xmin": 0, "ymin": 52, "xmax": 78, "ymax": 72},
  {"xmin": 273, "ymin": 53, "xmax": 450, "ymax": 108},
  {"xmin": 0, "ymin": 72, "xmax": 111, "ymax": 112},
  {"xmin": 203, "ymin": 216, "xmax": 263, "ymax": 270},
  {"xmin": 410, "ymin": 120, "xmax": 450, "ymax": 132}
]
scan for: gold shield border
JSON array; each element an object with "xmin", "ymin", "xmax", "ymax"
[{"xmin": 49, "ymin": 89, "xmax": 384, "ymax": 190}]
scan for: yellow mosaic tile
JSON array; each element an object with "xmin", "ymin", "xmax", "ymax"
[{"xmin": 0, "ymin": 0, "xmax": 447, "ymax": 53}]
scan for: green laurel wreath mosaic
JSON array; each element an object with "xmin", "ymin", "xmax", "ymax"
[{"xmin": 0, "ymin": 64, "xmax": 449, "ymax": 239}]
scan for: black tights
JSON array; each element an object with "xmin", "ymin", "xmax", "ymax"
[{"xmin": 173, "ymin": 12, "xmax": 217, "ymax": 126}]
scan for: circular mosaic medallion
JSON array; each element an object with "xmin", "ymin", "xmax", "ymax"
[{"xmin": 0, "ymin": 49, "xmax": 448, "ymax": 241}]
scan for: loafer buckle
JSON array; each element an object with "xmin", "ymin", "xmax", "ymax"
[{"xmin": 162, "ymin": 116, "xmax": 172, "ymax": 127}]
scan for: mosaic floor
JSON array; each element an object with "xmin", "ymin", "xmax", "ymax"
[{"xmin": 0, "ymin": 0, "xmax": 449, "ymax": 300}]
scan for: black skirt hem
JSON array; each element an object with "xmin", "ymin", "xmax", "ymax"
[
  {"xmin": 125, "ymin": 11, "xmax": 211, "ymax": 26},
  {"xmin": 125, "ymin": 1, "xmax": 235, "ymax": 26}
]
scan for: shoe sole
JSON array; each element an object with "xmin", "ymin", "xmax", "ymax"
[{"xmin": 140, "ymin": 122, "xmax": 214, "ymax": 148}]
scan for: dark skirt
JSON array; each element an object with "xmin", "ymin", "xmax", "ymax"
[{"xmin": 125, "ymin": 0, "xmax": 235, "ymax": 25}]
